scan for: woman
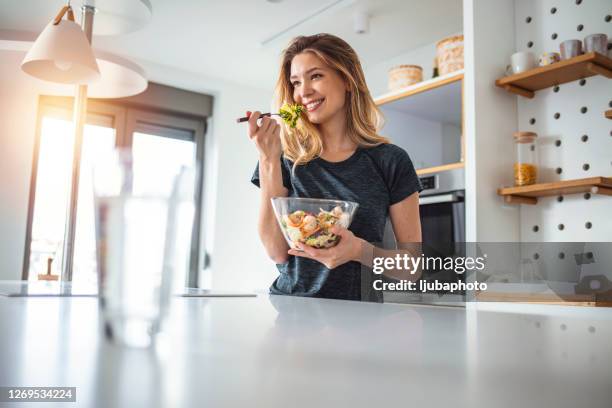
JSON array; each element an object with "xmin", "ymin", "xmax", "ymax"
[{"xmin": 249, "ymin": 33, "xmax": 422, "ymax": 301}]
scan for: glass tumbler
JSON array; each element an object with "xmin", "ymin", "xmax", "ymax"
[
  {"xmin": 93, "ymin": 148, "xmax": 195, "ymax": 347},
  {"xmin": 513, "ymin": 131, "xmax": 538, "ymax": 186}
]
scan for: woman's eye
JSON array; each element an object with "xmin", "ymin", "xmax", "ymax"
[
  {"xmin": 311, "ymin": 73, "xmax": 322, "ymax": 80},
  {"xmin": 292, "ymin": 81, "xmax": 301, "ymax": 87}
]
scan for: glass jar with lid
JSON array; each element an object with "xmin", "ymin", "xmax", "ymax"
[{"xmin": 513, "ymin": 131, "xmax": 538, "ymax": 186}]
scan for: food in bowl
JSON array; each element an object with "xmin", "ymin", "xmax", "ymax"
[{"xmin": 271, "ymin": 197, "xmax": 359, "ymax": 249}]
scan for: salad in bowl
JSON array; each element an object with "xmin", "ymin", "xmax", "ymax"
[{"xmin": 271, "ymin": 197, "xmax": 359, "ymax": 249}]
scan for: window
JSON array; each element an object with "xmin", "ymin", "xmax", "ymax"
[{"xmin": 24, "ymin": 96, "xmax": 206, "ymax": 287}]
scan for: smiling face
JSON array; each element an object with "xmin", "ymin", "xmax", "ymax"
[{"xmin": 289, "ymin": 52, "xmax": 348, "ymax": 125}]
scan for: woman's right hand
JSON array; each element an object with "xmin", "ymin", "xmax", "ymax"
[{"xmin": 247, "ymin": 111, "xmax": 282, "ymax": 161}]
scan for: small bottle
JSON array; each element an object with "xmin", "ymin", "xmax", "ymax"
[
  {"xmin": 513, "ymin": 132, "xmax": 538, "ymax": 186},
  {"xmin": 432, "ymin": 57, "xmax": 439, "ymax": 78}
]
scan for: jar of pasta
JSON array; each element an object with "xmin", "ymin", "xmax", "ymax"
[{"xmin": 513, "ymin": 131, "xmax": 538, "ymax": 186}]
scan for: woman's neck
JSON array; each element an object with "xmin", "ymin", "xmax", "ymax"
[{"xmin": 319, "ymin": 112, "xmax": 356, "ymax": 153}]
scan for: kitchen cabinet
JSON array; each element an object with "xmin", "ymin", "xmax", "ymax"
[{"xmin": 375, "ymin": 71, "xmax": 464, "ymax": 176}]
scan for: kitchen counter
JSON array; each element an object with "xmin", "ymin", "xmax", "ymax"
[{"xmin": 0, "ymin": 292, "xmax": 610, "ymax": 407}]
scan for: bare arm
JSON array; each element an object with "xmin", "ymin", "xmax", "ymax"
[
  {"xmin": 248, "ymin": 111, "xmax": 290, "ymax": 264},
  {"xmin": 388, "ymin": 191, "xmax": 421, "ymax": 243},
  {"xmin": 367, "ymin": 191, "xmax": 422, "ymax": 280},
  {"xmin": 257, "ymin": 158, "xmax": 290, "ymax": 264}
]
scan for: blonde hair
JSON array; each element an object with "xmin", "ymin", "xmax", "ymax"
[{"xmin": 275, "ymin": 33, "xmax": 389, "ymax": 167}]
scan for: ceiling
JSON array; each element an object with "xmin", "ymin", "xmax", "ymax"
[{"xmin": 0, "ymin": 0, "xmax": 462, "ymax": 91}]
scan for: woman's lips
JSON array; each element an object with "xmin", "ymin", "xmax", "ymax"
[{"xmin": 305, "ymin": 98, "xmax": 324, "ymax": 112}]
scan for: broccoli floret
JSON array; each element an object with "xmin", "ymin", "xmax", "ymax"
[{"xmin": 279, "ymin": 103, "xmax": 303, "ymax": 128}]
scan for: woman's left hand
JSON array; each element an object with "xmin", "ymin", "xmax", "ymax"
[{"xmin": 287, "ymin": 225, "xmax": 364, "ymax": 269}]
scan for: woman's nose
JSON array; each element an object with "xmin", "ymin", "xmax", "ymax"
[{"xmin": 299, "ymin": 81, "xmax": 314, "ymax": 99}]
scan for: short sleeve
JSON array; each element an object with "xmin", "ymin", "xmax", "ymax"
[
  {"xmin": 384, "ymin": 145, "xmax": 423, "ymax": 205},
  {"xmin": 251, "ymin": 156, "xmax": 292, "ymax": 191}
]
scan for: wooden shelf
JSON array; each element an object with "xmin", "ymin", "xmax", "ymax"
[
  {"xmin": 497, "ymin": 176, "xmax": 612, "ymax": 205},
  {"xmin": 376, "ymin": 71, "xmax": 465, "ymax": 175},
  {"xmin": 495, "ymin": 52, "xmax": 612, "ymax": 98},
  {"xmin": 416, "ymin": 162, "xmax": 464, "ymax": 176},
  {"xmin": 476, "ymin": 291, "xmax": 612, "ymax": 307},
  {"xmin": 606, "ymin": 109, "xmax": 612, "ymax": 120},
  {"xmin": 375, "ymin": 70, "xmax": 463, "ymax": 106}
]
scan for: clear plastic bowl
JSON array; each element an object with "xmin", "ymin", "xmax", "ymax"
[{"xmin": 271, "ymin": 197, "xmax": 359, "ymax": 249}]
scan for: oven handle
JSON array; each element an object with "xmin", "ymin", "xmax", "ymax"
[{"xmin": 419, "ymin": 192, "xmax": 462, "ymax": 205}]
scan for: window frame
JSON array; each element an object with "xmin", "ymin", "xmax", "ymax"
[{"xmin": 22, "ymin": 95, "xmax": 207, "ymax": 287}]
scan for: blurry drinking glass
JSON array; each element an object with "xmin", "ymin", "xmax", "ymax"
[{"xmin": 93, "ymin": 148, "xmax": 195, "ymax": 348}]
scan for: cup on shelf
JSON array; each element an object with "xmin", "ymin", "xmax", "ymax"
[
  {"xmin": 560, "ymin": 39, "xmax": 583, "ymax": 59},
  {"xmin": 583, "ymin": 33, "xmax": 608, "ymax": 55},
  {"xmin": 538, "ymin": 52, "xmax": 561, "ymax": 66},
  {"xmin": 506, "ymin": 51, "xmax": 536, "ymax": 75}
]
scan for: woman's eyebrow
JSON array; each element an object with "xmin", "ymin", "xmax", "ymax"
[{"xmin": 290, "ymin": 67, "xmax": 323, "ymax": 80}]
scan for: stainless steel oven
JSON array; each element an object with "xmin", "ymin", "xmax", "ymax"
[
  {"xmin": 418, "ymin": 168, "xmax": 465, "ymax": 304},
  {"xmin": 418, "ymin": 168, "xmax": 465, "ymax": 245}
]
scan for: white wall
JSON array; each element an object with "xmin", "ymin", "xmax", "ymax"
[
  {"xmin": 463, "ymin": 0, "xmax": 520, "ymax": 242},
  {"xmin": 379, "ymin": 108, "xmax": 461, "ymax": 169},
  {"xmin": 514, "ymin": 0, "xmax": 612, "ymax": 242},
  {"xmin": 140, "ymin": 62, "xmax": 279, "ymax": 291},
  {"xmin": 442, "ymin": 122, "xmax": 462, "ymax": 164},
  {"xmin": 0, "ymin": 49, "xmax": 279, "ymax": 291},
  {"xmin": 0, "ymin": 50, "xmax": 40, "ymax": 280},
  {"xmin": 365, "ymin": 34, "xmax": 463, "ymax": 98},
  {"xmin": 365, "ymin": 42, "xmax": 438, "ymax": 98}
]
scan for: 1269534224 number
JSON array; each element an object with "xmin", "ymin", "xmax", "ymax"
[{"xmin": 0, "ymin": 387, "xmax": 76, "ymax": 402}]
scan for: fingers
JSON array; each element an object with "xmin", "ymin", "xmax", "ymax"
[
  {"xmin": 261, "ymin": 116, "xmax": 275, "ymax": 133},
  {"xmin": 271, "ymin": 115, "xmax": 283, "ymax": 125},
  {"xmin": 330, "ymin": 225, "xmax": 343, "ymax": 235},
  {"xmin": 248, "ymin": 112, "xmax": 279, "ymax": 139},
  {"xmin": 288, "ymin": 249, "xmax": 311, "ymax": 258},
  {"xmin": 248, "ymin": 111, "xmax": 261, "ymax": 137},
  {"xmin": 296, "ymin": 242, "xmax": 320, "ymax": 257}
]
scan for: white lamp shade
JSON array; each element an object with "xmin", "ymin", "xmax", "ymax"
[
  {"xmin": 88, "ymin": 50, "xmax": 148, "ymax": 98},
  {"xmin": 21, "ymin": 19, "xmax": 100, "ymax": 84},
  {"xmin": 84, "ymin": 0, "xmax": 153, "ymax": 35}
]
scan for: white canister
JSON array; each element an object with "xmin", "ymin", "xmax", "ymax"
[
  {"xmin": 436, "ymin": 34, "xmax": 464, "ymax": 75},
  {"xmin": 388, "ymin": 65, "xmax": 423, "ymax": 91}
]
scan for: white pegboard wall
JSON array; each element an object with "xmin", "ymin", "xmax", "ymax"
[{"xmin": 514, "ymin": 0, "xmax": 612, "ymax": 242}]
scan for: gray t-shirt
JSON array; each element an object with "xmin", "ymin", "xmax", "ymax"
[{"xmin": 251, "ymin": 143, "xmax": 423, "ymax": 301}]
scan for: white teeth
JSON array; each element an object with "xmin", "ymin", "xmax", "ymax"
[{"xmin": 306, "ymin": 99, "xmax": 323, "ymax": 110}]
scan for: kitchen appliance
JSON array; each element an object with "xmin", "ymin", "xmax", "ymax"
[
  {"xmin": 383, "ymin": 168, "xmax": 466, "ymax": 306},
  {"xmin": 419, "ymin": 168, "xmax": 465, "ymax": 245}
]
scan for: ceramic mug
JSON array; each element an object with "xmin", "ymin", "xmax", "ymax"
[
  {"xmin": 560, "ymin": 39, "xmax": 583, "ymax": 59},
  {"xmin": 539, "ymin": 52, "xmax": 561, "ymax": 66},
  {"xmin": 506, "ymin": 51, "xmax": 536, "ymax": 74},
  {"xmin": 583, "ymin": 33, "xmax": 608, "ymax": 54}
]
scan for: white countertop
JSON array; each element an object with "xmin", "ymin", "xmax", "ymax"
[{"xmin": 0, "ymin": 293, "xmax": 611, "ymax": 407}]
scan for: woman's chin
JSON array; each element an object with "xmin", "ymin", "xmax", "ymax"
[{"xmin": 306, "ymin": 111, "xmax": 325, "ymax": 124}]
